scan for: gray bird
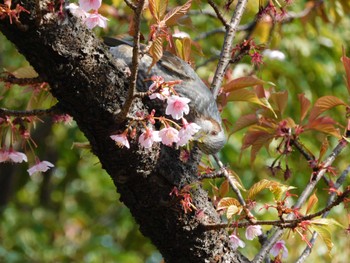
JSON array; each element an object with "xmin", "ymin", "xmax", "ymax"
[{"xmin": 105, "ymin": 37, "xmax": 226, "ymax": 154}]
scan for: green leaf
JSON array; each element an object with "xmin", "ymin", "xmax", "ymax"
[{"xmin": 310, "ymin": 224, "xmax": 333, "ymax": 256}]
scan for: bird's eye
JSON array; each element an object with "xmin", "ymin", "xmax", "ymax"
[{"xmin": 210, "ymin": 130, "xmax": 218, "ymax": 136}]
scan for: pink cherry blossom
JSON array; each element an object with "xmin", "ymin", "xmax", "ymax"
[
  {"xmin": 138, "ymin": 128, "xmax": 161, "ymax": 148},
  {"xmin": 110, "ymin": 133, "xmax": 130, "ymax": 149},
  {"xmin": 229, "ymin": 233, "xmax": 245, "ymax": 250},
  {"xmin": 149, "ymin": 87, "xmax": 170, "ymax": 100},
  {"xmin": 27, "ymin": 161, "xmax": 54, "ymax": 176},
  {"xmin": 165, "ymin": 95, "xmax": 190, "ymax": 120},
  {"xmin": 159, "ymin": 127, "xmax": 179, "ymax": 146},
  {"xmin": 0, "ymin": 149, "xmax": 9, "ymax": 162},
  {"xmin": 85, "ymin": 11, "xmax": 109, "ymax": 29},
  {"xmin": 177, "ymin": 121, "xmax": 201, "ymax": 147},
  {"xmin": 66, "ymin": 3, "xmax": 88, "ymax": 18},
  {"xmin": 148, "ymin": 76, "xmax": 164, "ymax": 92},
  {"xmin": 79, "ymin": 0, "xmax": 102, "ymax": 11},
  {"xmin": 8, "ymin": 150, "xmax": 28, "ymax": 163},
  {"xmin": 245, "ymin": 225, "xmax": 262, "ymax": 240},
  {"xmin": 0, "ymin": 149, "xmax": 28, "ymax": 163},
  {"xmin": 270, "ymin": 240, "xmax": 288, "ymax": 258}
]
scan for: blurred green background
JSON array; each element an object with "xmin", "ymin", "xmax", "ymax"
[{"xmin": 1, "ymin": 0, "xmax": 350, "ymax": 262}]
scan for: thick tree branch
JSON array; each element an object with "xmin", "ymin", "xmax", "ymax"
[{"xmin": 0, "ymin": 0, "xmax": 249, "ymax": 262}]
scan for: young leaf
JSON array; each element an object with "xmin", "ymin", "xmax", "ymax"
[
  {"xmin": 219, "ymin": 179, "xmax": 229, "ymax": 198},
  {"xmin": 305, "ymin": 116, "xmax": 341, "ymax": 138},
  {"xmin": 270, "ymin": 90, "xmax": 288, "ymax": 116},
  {"xmin": 308, "ymin": 96, "xmax": 347, "ymax": 121},
  {"xmin": 231, "ymin": 114, "xmax": 258, "ymax": 133},
  {"xmin": 223, "ymin": 76, "xmax": 266, "ymax": 92},
  {"xmin": 341, "ymin": 47, "xmax": 350, "ymax": 96},
  {"xmin": 228, "ymin": 169, "xmax": 246, "ymax": 191},
  {"xmin": 149, "ymin": 36, "xmax": 164, "ymax": 69},
  {"xmin": 319, "ymin": 136, "xmax": 329, "ymax": 161},
  {"xmin": 149, "ymin": 0, "xmax": 168, "ymax": 22},
  {"xmin": 226, "ymin": 89, "xmax": 265, "ymax": 106},
  {"xmin": 298, "ymin": 93, "xmax": 311, "ymax": 122},
  {"xmin": 163, "ymin": 0, "xmax": 192, "ymax": 27},
  {"xmin": 309, "ymin": 224, "xmax": 333, "ymax": 256},
  {"xmin": 217, "ymin": 197, "xmax": 241, "ymax": 210},
  {"xmin": 305, "ymin": 192, "xmax": 318, "ymax": 214},
  {"xmin": 226, "ymin": 205, "xmax": 242, "ymax": 219},
  {"xmin": 247, "ymin": 179, "xmax": 295, "ymax": 200},
  {"xmin": 11, "ymin": 66, "xmax": 39, "ymax": 78},
  {"xmin": 175, "ymin": 37, "xmax": 192, "ymax": 63}
]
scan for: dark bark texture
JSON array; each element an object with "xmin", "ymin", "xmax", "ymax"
[{"xmin": 0, "ymin": 1, "xmax": 249, "ymax": 262}]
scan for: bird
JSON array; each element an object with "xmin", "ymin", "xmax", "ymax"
[{"xmin": 105, "ymin": 37, "xmax": 226, "ymax": 154}]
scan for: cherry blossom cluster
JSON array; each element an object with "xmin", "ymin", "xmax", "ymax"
[
  {"xmin": 0, "ymin": 148, "xmax": 54, "ymax": 175},
  {"xmin": 110, "ymin": 76, "xmax": 201, "ymax": 151},
  {"xmin": 0, "ymin": 113, "xmax": 72, "ymax": 175},
  {"xmin": 66, "ymin": 0, "xmax": 108, "ymax": 29},
  {"xmin": 229, "ymin": 228, "xmax": 288, "ymax": 260}
]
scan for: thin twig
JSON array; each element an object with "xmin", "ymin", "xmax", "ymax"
[
  {"xmin": 197, "ymin": 167, "xmax": 226, "ymax": 180},
  {"xmin": 123, "ymin": 0, "xmax": 136, "ymax": 10},
  {"xmin": 0, "ymin": 75, "xmax": 44, "ymax": 85},
  {"xmin": 213, "ymin": 154, "xmax": 246, "ymax": 206},
  {"xmin": 252, "ymin": 137, "xmax": 349, "ymax": 263},
  {"xmin": 204, "ymin": 185, "xmax": 350, "ymax": 231},
  {"xmin": 296, "ymin": 164, "xmax": 350, "ymax": 263},
  {"xmin": 207, "ymin": 0, "xmax": 229, "ymax": 27},
  {"xmin": 0, "ymin": 104, "xmax": 61, "ymax": 118},
  {"xmin": 291, "ymin": 138, "xmax": 315, "ymax": 162},
  {"xmin": 210, "ymin": 0, "xmax": 248, "ymax": 98},
  {"xmin": 116, "ymin": 0, "xmax": 145, "ymax": 122}
]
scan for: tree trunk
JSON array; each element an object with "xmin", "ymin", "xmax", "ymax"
[{"xmin": 0, "ymin": 1, "xmax": 249, "ymax": 262}]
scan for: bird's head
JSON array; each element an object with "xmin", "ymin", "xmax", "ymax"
[{"xmin": 193, "ymin": 117, "xmax": 226, "ymax": 154}]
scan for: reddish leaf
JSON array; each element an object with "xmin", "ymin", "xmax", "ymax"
[
  {"xmin": 305, "ymin": 192, "xmax": 318, "ymax": 214},
  {"xmin": 223, "ymin": 76, "xmax": 266, "ymax": 92},
  {"xmin": 163, "ymin": 0, "xmax": 192, "ymax": 27},
  {"xmin": 219, "ymin": 179, "xmax": 229, "ymax": 198},
  {"xmin": 226, "ymin": 89, "xmax": 265, "ymax": 106},
  {"xmin": 149, "ymin": 0, "xmax": 168, "ymax": 22},
  {"xmin": 308, "ymin": 96, "xmax": 347, "ymax": 121},
  {"xmin": 149, "ymin": 36, "xmax": 164, "ymax": 69},
  {"xmin": 319, "ymin": 136, "xmax": 329, "ymax": 161},
  {"xmin": 241, "ymin": 129, "xmax": 274, "ymax": 163},
  {"xmin": 305, "ymin": 116, "xmax": 341, "ymax": 138},
  {"xmin": 270, "ymin": 90, "xmax": 288, "ymax": 116},
  {"xmin": 231, "ymin": 114, "xmax": 258, "ymax": 133},
  {"xmin": 298, "ymin": 93, "xmax": 311, "ymax": 122},
  {"xmin": 341, "ymin": 47, "xmax": 350, "ymax": 96}
]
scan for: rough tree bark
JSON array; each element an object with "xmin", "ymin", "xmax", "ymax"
[{"xmin": 0, "ymin": 1, "xmax": 250, "ymax": 262}]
